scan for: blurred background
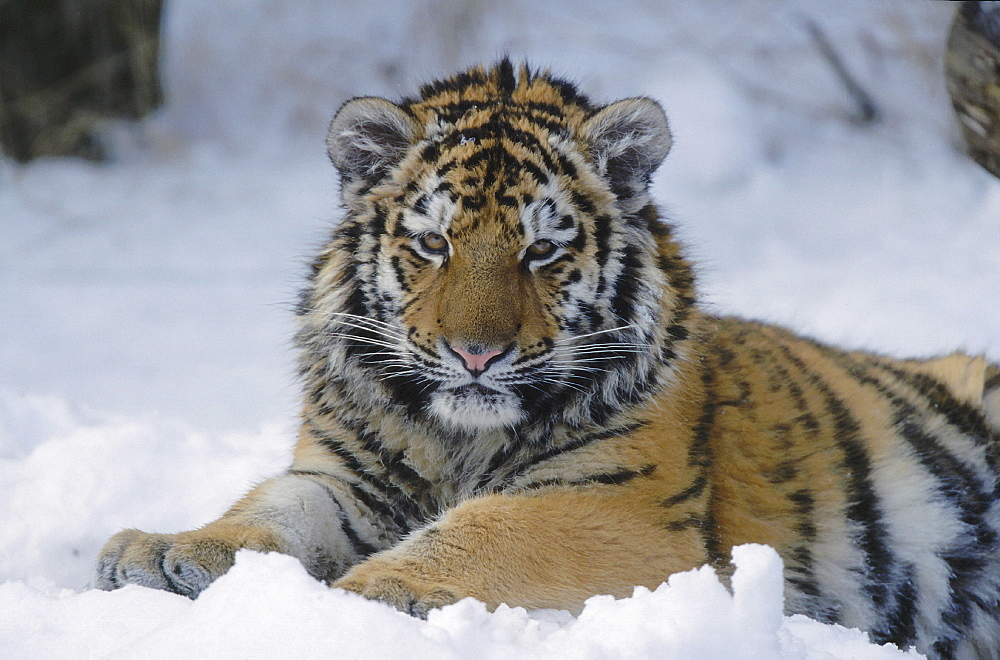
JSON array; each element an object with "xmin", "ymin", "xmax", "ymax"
[{"xmin": 1, "ymin": 0, "xmax": 997, "ymax": 433}]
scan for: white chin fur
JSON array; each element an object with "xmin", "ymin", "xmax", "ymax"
[{"xmin": 429, "ymin": 390, "xmax": 524, "ymax": 429}]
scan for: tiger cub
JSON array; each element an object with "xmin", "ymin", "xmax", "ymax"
[{"xmin": 95, "ymin": 60, "xmax": 1000, "ymax": 658}]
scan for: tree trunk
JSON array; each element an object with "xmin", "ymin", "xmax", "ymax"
[{"xmin": 0, "ymin": 0, "xmax": 164, "ymax": 162}]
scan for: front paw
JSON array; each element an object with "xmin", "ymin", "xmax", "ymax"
[
  {"xmin": 94, "ymin": 527, "xmax": 254, "ymax": 598},
  {"xmin": 334, "ymin": 558, "xmax": 463, "ymax": 618}
]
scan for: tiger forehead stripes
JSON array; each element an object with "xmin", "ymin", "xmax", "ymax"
[{"xmin": 95, "ymin": 61, "xmax": 1000, "ymax": 659}]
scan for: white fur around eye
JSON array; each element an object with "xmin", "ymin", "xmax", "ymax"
[
  {"xmin": 400, "ymin": 183, "xmax": 456, "ymax": 235},
  {"xmin": 519, "ymin": 196, "xmax": 577, "ymax": 268},
  {"xmin": 521, "ymin": 184, "xmax": 577, "ymax": 232}
]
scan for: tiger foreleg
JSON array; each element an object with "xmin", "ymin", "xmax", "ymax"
[
  {"xmin": 94, "ymin": 471, "xmax": 386, "ymax": 598},
  {"xmin": 335, "ymin": 488, "xmax": 704, "ymax": 617}
]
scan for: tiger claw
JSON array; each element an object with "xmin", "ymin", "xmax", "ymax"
[
  {"xmin": 93, "ymin": 529, "xmax": 236, "ymax": 598},
  {"xmin": 335, "ymin": 566, "xmax": 461, "ymax": 618}
]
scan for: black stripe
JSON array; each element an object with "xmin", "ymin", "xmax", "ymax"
[
  {"xmin": 764, "ymin": 461, "xmax": 798, "ymax": 484},
  {"xmin": 576, "ymin": 302, "xmax": 604, "ymax": 334},
  {"xmin": 578, "ymin": 464, "xmax": 656, "ymax": 485},
  {"xmin": 692, "ymin": 355, "xmax": 722, "ymax": 566},
  {"xmin": 356, "ymin": 429, "xmax": 436, "ymax": 494},
  {"xmin": 665, "ymin": 323, "xmax": 690, "ymax": 342},
  {"xmin": 516, "ymin": 155, "xmax": 550, "ymax": 186},
  {"xmin": 785, "ymin": 488, "xmax": 824, "ymax": 617},
  {"xmin": 497, "ymin": 122, "xmax": 572, "ymax": 177},
  {"xmin": 308, "ymin": 424, "xmax": 370, "ymax": 476},
  {"xmin": 291, "ymin": 469, "xmax": 396, "ymax": 524},
  {"xmin": 305, "ymin": 421, "xmax": 433, "ymax": 520},
  {"xmin": 570, "ymin": 190, "xmax": 595, "ymax": 215},
  {"xmin": 639, "ymin": 202, "xmax": 661, "ymax": 227},
  {"xmin": 512, "ymin": 378, "xmax": 570, "ymax": 429},
  {"xmin": 523, "ymin": 464, "xmax": 658, "ymax": 490},
  {"xmin": 882, "ymin": 365, "xmax": 992, "ymax": 443},
  {"xmin": 777, "ymin": 344, "xmax": 898, "ymax": 638},
  {"xmin": 688, "ymin": 359, "xmax": 716, "ymax": 470},
  {"xmin": 665, "ymin": 514, "xmax": 704, "ymax": 532},
  {"xmin": 351, "ymin": 481, "xmax": 420, "ymax": 534},
  {"xmin": 369, "ymin": 202, "xmax": 388, "ymax": 237},
  {"xmin": 609, "ymin": 243, "xmax": 644, "ymax": 324},
  {"xmin": 496, "ymin": 58, "xmax": 516, "ymax": 94},
  {"xmin": 842, "ymin": 359, "xmax": 1000, "ymax": 645},
  {"xmin": 885, "ymin": 563, "xmax": 919, "ymax": 649},
  {"xmin": 524, "ymin": 110, "xmax": 571, "ymax": 137},
  {"xmin": 446, "ymin": 119, "xmax": 566, "ymax": 180},
  {"xmin": 289, "ymin": 470, "xmax": 382, "ymax": 558},
  {"xmin": 840, "ymin": 359, "xmax": 997, "ymax": 505},
  {"xmin": 660, "ymin": 475, "xmax": 707, "ymax": 507},
  {"xmin": 475, "ymin": 432, "xmax": 529, "ymax": 492},
  {"xmin": 417, "ymin": 139, "xmax": 441, "ymax": 163},
  {"xmin": 389, "ymin": 255, "xmax": 407, "ymax": 291},
  {"xmin": 550, "ymin": 75, "xmax": 591, "ymax": 108},
  {"xmin": 592, "ymin": 214, "xmax": 613, "ymax": 282},
  {"xmin": 337, "ymin": 506, "xmax": 380, "ymax": 558},
  {"xmin": 504, "ymin": 422, "xmax": 647, "ymax": 486}
]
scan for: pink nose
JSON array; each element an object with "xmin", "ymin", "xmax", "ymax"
[{"xmin": 451, "ymin": 346, "xmax": 503, "ymax": 374}]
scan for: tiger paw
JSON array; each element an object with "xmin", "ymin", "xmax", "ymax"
[
  {"xmin": 93, "ymin": 528, "xmax": 248, "ymax": 598},
  {"xmin": 334, "ymin": 560, "xmax": 463, "ymax": 618}
]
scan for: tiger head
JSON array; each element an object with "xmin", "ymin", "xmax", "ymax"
[{"xmin": 301, "ymin": 61, "xmax": 695, "ymax": 434}]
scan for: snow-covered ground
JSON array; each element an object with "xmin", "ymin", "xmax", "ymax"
[{"xmin": 1, "ymin": 0, "xmax": 997, "ymax": 657}]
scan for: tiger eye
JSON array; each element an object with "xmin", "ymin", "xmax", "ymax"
[
  {"xmin": 526, "ymin": 238, "xmax": 556, "ymax": 260},
  {"xmin": 419, "ymin": 232, "xmax": 449, "ymax": 254}
]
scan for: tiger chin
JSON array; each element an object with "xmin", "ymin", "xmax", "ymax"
[{"xmin": 94, "ymin": 60, "xmax": 1000, "ymax": 658}]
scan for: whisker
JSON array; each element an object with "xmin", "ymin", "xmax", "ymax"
[
  {"xmin": 323, "ymin": 333, "xmax": 402, "ymax": 350},
  {"xmin": 553, "ymin": 324, "xmax": 638, "ymax": 344},
  {"xmin": 514, "ymin": 372, "xmax": 588, "ymax": 393},
  {"xmin": 325, "ymin": 311, "xmax": 405, "ymax": 334},
  {"xmin": 541, "ymin": 369, "xmax": 612, "ymax": 379},
  {"xmin": 551, "ymin": 343, "xmax": 649, "ymax": 352},
  {"xmin": 552, "ymin": 379, "xmax": 588, "ymax": 393},
  {"xmin": 554, "ymin": 348, "xmax": 648, "ymax": 357},
  {"xmin": 542, "ymin": 360, "xmax": 614, "ymax": 371},
  {"xmin": 553, "ymin": 357, "xmax": 631, "ymax": 366},
  {"xmin": 329, "ymin": 321, "xmax": 407, "ymax": 343},
  {"xmin": 534, "ymin": 371, "xmax": 597, "ymax": 391},
  {"xmin": 326, "ymin": 317, "xmax": 406, "ymax": 341}
]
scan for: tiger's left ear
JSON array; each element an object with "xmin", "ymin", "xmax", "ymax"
[{"xmin": 583, "ymin": 98, "xmax": 672, "ymax": 191}]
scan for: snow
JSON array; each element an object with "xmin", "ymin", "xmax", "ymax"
[
  {"xmin": 1, "ymin": 0, "xmax": 997, "ymax": 657},
  {"xmin": 2, "ymin": 547, "xmax": 920, "ymax": 659}
]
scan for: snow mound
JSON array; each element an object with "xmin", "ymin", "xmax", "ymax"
[
  {"xmin": 0, "ymin": 388, "xmax": 291, "ymax": 591},
  {"xmin": 0, "ymin": 545, "xmax": 921, "ymax": 659}
]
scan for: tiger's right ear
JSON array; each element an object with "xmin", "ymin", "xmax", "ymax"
[{"xmin": 326, "ymin": 97, "xmax": 420, "ymax": 182}]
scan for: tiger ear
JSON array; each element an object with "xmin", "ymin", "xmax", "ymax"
[
  {"xmin": 582, "ymin": 97, "xmax": 672, "ymax": 191},
  {"xmin": 326, "ymin": 97, "xmax": 420, "ymax": 182}
]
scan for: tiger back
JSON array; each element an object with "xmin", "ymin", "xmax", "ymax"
[{"xmin": 95, "ymin": 61, "xmax": 1000, "ymax": 659}]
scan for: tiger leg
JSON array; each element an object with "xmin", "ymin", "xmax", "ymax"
[
  {"xmin": 334, "ymin": 488, "xmax": 705, "ymax": 617},
  {"xmin": 94, "ymin": 471, "xmax": 386, "ymax": 598}
]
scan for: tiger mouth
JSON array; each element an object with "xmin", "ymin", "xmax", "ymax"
[{"xmin": 448, "ymin": 382, "xmax": 509, "ymax": 397}]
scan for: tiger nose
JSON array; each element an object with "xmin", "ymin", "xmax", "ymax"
[{"xmin": 449, "ymin": 344, "xmax": 504, "ymax": 376}]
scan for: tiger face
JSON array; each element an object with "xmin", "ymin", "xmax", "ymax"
[{"xmin": 316, "ymin": 62, "xmax": 684, "ymax": 432}]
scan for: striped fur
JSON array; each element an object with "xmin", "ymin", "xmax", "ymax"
[{"xmin": 95, "ymin": 61, "xmax": 1000, "ymax": 658}]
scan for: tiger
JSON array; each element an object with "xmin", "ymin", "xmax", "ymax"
[{"xmin": 94, "ymin": 60, "xmax": 1000, "ymax": 658}]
